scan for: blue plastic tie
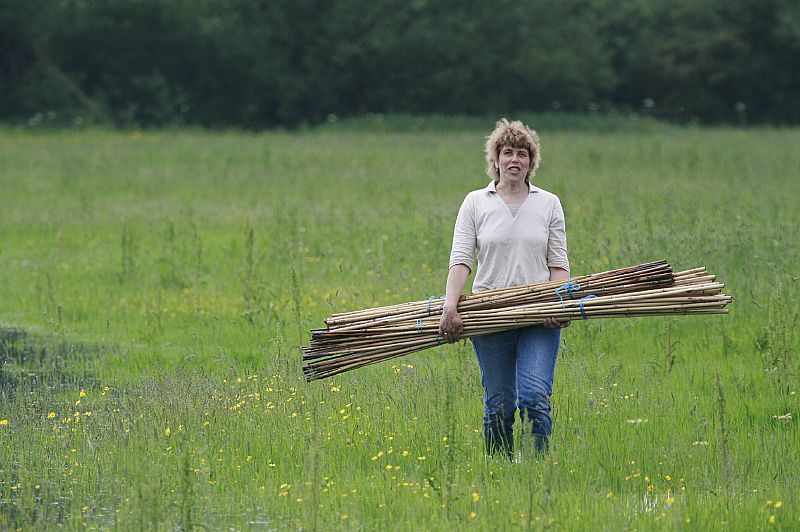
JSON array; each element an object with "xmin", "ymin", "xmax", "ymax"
[
  {"xmin": 427, "ymin": 295, "xmax": 445, "ymax": 316},
  {"xmin": 555, "ymin": 279, "xmax": 581, "ymax": 305},
  {"xmin": 579, "ymin": 295, "xmax": 597, "ymax": 320},
  {"xmin": 434, "ymin": 334, "xmax": 441, "ymax": 346}
]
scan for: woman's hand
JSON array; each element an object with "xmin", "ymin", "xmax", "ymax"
[
  {"xmin": 545, "ymin": 266, "xmax": 571, "ymax": 329},
  {"xmin": 543, "ymin": 317, "xmax": 570, "ymax": 329},
  {"xmin": 439, "ymin": 305, "xmax": 464, "ymax": 343}
]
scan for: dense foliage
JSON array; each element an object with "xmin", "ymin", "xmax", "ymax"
[{"xmin": 2, "ymin": 0, "xmax": 799, "ymax": 126}]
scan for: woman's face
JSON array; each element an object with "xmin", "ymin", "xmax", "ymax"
[{"xmin": 497, "ymin": 145, "xmax": 530, "ymax": 184}]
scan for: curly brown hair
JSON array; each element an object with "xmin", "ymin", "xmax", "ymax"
[{"xmin": 484, "ymin": 118, "xmax": 541, "ymax": 183}]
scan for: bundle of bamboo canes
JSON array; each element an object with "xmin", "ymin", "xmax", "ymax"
[{"xmin": 302, "ymin": 260, "xmax": 730, "ymax": 381}]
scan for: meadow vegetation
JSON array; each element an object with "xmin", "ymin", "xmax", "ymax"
[{"xmin": 0, "ymin": 117, "xmax": 798, "ymax": 529}]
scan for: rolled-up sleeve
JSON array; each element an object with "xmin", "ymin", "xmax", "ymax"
[
  {"xmin": 546, "ymin": 197, "xmax": 570, "ymax": 272},
  {"xmin": 448, "ymin": 194, "xmax": 477, "ymax": 272}
]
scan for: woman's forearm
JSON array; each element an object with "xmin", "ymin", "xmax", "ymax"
[
  {"xmin": 444, "ymin": 264, "xmax": 470, "ymax": 310},
  {"xmin": 439, "ymin": 264, "xmax": 470, "ymax": 341},
  {"xmin": 549, "ymin": 266, "xmax": 570, "ymax": 282}
]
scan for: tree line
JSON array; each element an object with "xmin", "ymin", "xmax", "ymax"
[{"xmin": 2, "ymin": 0, "xmax": 798, "ymax": 128}]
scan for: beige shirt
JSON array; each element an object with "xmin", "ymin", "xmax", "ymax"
[{"xmin": 449, "ymin": 180, "xmax": 570, "ymax": 293}]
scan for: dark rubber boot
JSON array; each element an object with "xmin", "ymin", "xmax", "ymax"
[
  {"xmin": 485, "ymin": 429, "xmax": 513, "ymax": 460},
  {"xmin": 520, "ymin": 432, "xmax": 549, "ymax": 460},
  {"xmin": 533, "ymin": 433, "xmax": 549, "ymax": 456}
]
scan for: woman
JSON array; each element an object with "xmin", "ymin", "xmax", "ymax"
[{"xmin": 438, "ymin": 118, "xmax": 570, "ymax": 459}]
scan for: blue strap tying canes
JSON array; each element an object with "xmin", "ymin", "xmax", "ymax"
[
  {"xmin": 555, "ymin": 279, "xmax": 581, "ymax": 305},
  {"xmin": 434, "ymin": 334, "xmax": 441, "ymax": 346},
  {"xmin": 427, "ymin": 295, "xmax": 445, "ymax": 316},
  {"xmin": 579, "ymin": 295, "xmax": 597, "ymax": 320}
]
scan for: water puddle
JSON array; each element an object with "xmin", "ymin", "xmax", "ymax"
[{"xmin": 0, "ymin": 325, "xmax": 97, "ymax": 398}]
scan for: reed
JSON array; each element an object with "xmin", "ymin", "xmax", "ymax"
[{"xmin": 302, "ymin": 261, "xmax": 731, "ymax": 381}]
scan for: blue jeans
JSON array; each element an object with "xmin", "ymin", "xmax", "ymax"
[{"xmin": 472, "ymin": 326, "xmax": 561, "ymax": 455}]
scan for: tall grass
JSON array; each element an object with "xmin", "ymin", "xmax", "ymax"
[{"xmin": 0, "ymin": 121, "xmax": 798, "ymax": 529}]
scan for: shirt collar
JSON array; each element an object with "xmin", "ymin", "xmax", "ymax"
[{"xmin": 486, "ymin": 180, "xmax": 539, "ymax": 194}]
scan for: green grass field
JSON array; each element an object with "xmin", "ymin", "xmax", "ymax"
[{"xmin": 1, "ymin": 118, "xmax": 798, "ymax": 530}]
